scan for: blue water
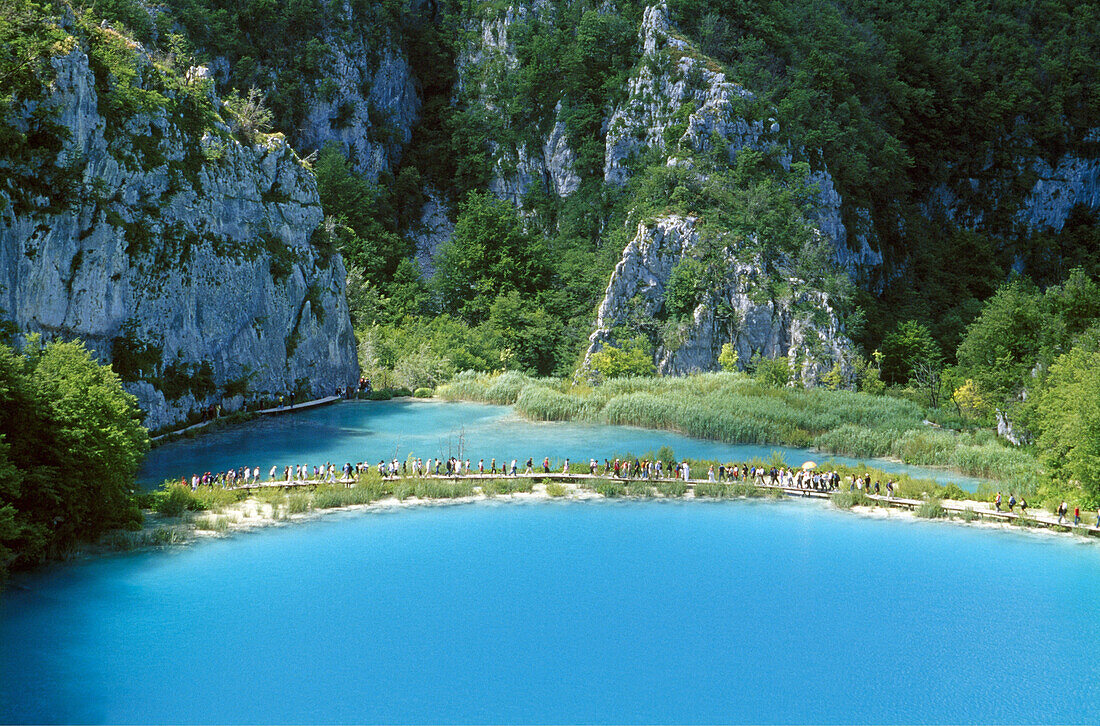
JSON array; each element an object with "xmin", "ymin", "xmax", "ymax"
[
  {"xmin": 2, "ymin": 500, "xmax": 1099, "ymax": 724},
  {"xmin": 139, "ymin": 400, "xmax": 984, "ymax": 489}
]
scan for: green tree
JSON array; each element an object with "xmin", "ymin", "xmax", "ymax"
[
  {"xmin": 754, "ymin": 355, "xmax": 791, "ymax": 388},
  {"xmin": 955, "ymin": 279, "xmax": 1044, "ymax": 404},
  {"xmin": 433, "ymin": 191, "xmax": 550, "ymax": 324},
  {"xmin": 487, "ymin": 291, "xmax": 562, "ymax": 375},
  {"xmin": 717, "ymin": 342, "xmax": 739, "ymax": 372},
  {"xmin": 881, "ymin": 320, "xmax": 942, "ymax": 385},
  {"xmin": 1034, "ymin": 347, "xmax": 1100, "ymax": 502},
  {"xmin": 0, "ymin": 338, "xmax": 148, "ymax": 579},
  {"xmin": 590, "ymin": 338, "xmax": 655, "ymax": 379},
  {"xmin": 313, "ymin": 143, "xmax": 408, "ymax": 285}
]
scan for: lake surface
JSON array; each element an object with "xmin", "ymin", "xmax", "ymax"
[
  {"xmin": 139, "ymin": 400, "xmax": 983, "ymax": 488},
  {"xmin": 2, "ymin": 499, "xmax": 1099, "ymax": 724}
]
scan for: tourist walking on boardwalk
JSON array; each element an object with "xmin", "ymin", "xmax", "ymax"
[
  {"xmin": 1058, "ymin": 501, "xmax": 1068, "ymax": 524},
  {"xmin": 994, "ymin": 492, "xmax": 1002, "ymax": 511},
  {"xmin": 1074, "ymin": 506, "xmax": 1080, "ymax": 526},
  {"xmin": 1008, "ymin": 494, "xmax": 1016, "ymax": 512}
]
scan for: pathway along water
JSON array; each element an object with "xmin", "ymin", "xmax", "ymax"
[
  {"xmin": 2, "ymin": 500, "xmax": 1099, "ymax": 724},
  {"xmin": 139, "ymin": 399, "xmax": 987, "ymax": 489}
]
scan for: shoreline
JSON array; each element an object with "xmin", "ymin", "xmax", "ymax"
[{"xmin": 85, "ymin": 479, "xmax": 1098, "ymax": 563}]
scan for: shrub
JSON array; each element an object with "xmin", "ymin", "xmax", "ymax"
[
  {"xmin": 154, "ymin": 485, "xmax": 195, "ymax": 517},
  {"xmin": 958, "ymin": 508, "xmax": 979, "ymax": 522},
  {"xmin": 656, "ymin": 480, "xmax": 687, "ymax": 497},
  {"xmin": 594, "ymin": 480, "xmax": 625, "ymax": 497},
  {"xmin": 414, "ymin": 387, "xmax": 433, "ymax": 398},
  {"xmin": 916, "ymin": 500, "xmax": 946, "ymax": 519},
  {"xmin": 286, "ymin": 492, "xmax": 311, "ymax": 514},
  {"xmin": 195, "ymin": 515, "xmax": 229, "ymax": 532},
  {"xmin": 545, "ymin": 482, "xmax": 568, "ymax": 497},
  {"xmin": 831, "ymin": 490, "xmax": 870, "ymax": 509}
]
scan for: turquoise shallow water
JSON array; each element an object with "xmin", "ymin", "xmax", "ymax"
[
  {"xmin": 139, "ymin": 400, "xmax": 984, "ymax": 488},
  {"xmin": 2, "ymin": 499, "xmax": 1099, "ymax": 724}
]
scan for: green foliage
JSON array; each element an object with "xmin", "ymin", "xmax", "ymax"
[
  {"xmin": 0, "ymin": 338, "xmax": 149, "ymax": 579},
  {"xmin": 664, "ymin": 256, "xmax": 705, "ymax": 318},
  {"xmin": 717, "ymin": 343, "xmax": 739, "ymax": 372},
  {"xmin": 754, "ymin": 356, "xmax": 791, "ymax": 388},
  {"xmin": 153, "ymin": 485, "xmax": 194, "ymax": 517},
  {"xmin": 916, "ymin": 500, "xmax": 946, "ymax": 519},
  {"xmin": 955, "ymin": 270, "xmax": 1100, "ymax": 430},
  {"xmin": 433, "ymin": 191, "xmax": 550, "ymax": 325},
  {"xmin": 1034, "ymin": 347, "xmax": 1100, "ymax": 503},
  {"xmin": 590, "ymin": 338, "xmax": 656, "ymax": 380},
  {"xmin": 881, "ymin": 320, "xmax": 941, "ymax": 385},
  {"xmin": 313, "ymin": 143, "xmax": 411, "ymax": 287},
  {"xmin": 545, "ymin": 482, "xmax": 568, "ymax": 497}
]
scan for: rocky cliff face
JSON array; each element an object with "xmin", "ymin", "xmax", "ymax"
[
  {"xmin": 1017, "ymin": 142, "xmax": 1100, "ymax": 231},
  {"xmin": 458, "ymin": 5, "xmax": 581, "ymax": 209},
  {"xmin": 296, "ymin": 23, "xmax": 420, "ymax": 182},
  {"xmin": 585, "ymin": 216, "xmax": 854, "ymax": 384},
  {"xmin": 604, "ymin": 4, "xmax": 879, "ymax": 274},
  {"xmin": 0, "ymin": 38, "xmax": 358, "ymax": 431},
  {"xmin": 583, "ymin": 4, "xmax": 857, "ymax": 381}
]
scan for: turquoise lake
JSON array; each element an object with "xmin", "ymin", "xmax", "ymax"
[
  {"xmin": 137, "ymin": 399, "xmax": 984, "ymax": 488},
  {"xmin": 4, "ymin": 399, "xmax": 1097, "ymax": 724},
  {"xmin": 2, "ymin": 500, "xmax": 1099, "ymax": 723}
]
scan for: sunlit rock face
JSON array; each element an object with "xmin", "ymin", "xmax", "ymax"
[{"xmin": 1, "ymin": 46, "xmax": 358, "ymax": 431}]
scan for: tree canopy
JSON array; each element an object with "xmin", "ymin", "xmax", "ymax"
[{"xmin": 0, "ymin": 338, "xmax": 148, "ymax": 580}]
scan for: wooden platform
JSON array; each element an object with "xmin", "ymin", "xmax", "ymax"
[{"xmin": 256, "ymin": 395, "xmax": 342, "ymax": 415}]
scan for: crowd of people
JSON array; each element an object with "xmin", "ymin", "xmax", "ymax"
[{"xmin": 179, "ymin": 456, "xmax": 907, "ymax": 499}]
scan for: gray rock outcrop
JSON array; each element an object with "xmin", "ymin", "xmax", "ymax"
[
  {"xmin": 1, "ymin": 43, "xmax": 358, "ymax": 431},
  {"xmin": 585, "ymin": 216, "xmax": 855, "ymax": 384},
  {"xmin": 461, "ymin": 6, "xmax": 581, "ymax": 209},
  {"xmin": 296, "ymin": 24, "xmax": 420, "ymax": 181}
]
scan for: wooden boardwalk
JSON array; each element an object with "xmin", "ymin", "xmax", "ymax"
[
  {"xmin": 151, "ymin": 396, "xmax": 343, "ymax": 442},
  {"xmin": 256, "ymin": 395, "xmax": 342, "ymax": 416},
  {"xmin": 220, "ymin": 472, "xmax": 1100, "ymax": 536}
]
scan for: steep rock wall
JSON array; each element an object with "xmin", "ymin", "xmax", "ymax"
[
  {"xmin": 604, "ymin": 3, "xmax": 880, "ymax": 275},
  {"xmin": 585, "ymin": 216, "xmax": 855, "ymax": 384},
  {"xmin": 459, "ymin": 5, "xmax": 581, "ymax": 208},
  {"xmin": 296, "ymin": 26, "xmax": 420, "ymax": 182},
  {"xmin": 0, "ymin": 42, "xmax": 358, "ymax": 431}
]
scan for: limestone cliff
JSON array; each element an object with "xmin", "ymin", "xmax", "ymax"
[
  {"xmin": 0, "ymin": 28, "xmax": 358, "ymax": 431},
  {"xmin": 457, "ymin": 4, "xmax": 581, "ymax": 209},
  {"xmin": 603, "ymin": 3, "xmax": 880, "ymax": 275},
  {"xmin": 583, "ymin": 4, "xmax": 857, "ymax": 381},
  {"xmin": 295, "ymin": 20, "xmax": 420, "ymax": 182},
  {"xmin": 585, "ymin": 216, "xmax": 854, "ymax": 384}
]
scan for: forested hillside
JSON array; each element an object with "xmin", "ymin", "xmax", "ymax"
[{"xmin": 4, "ymin": 0, "xmax": 1100, "ymax": 450}]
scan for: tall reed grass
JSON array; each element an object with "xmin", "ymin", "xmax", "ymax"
[{"xmin": 436, "ymin": 370, "xmax": 1041, "ymax": 487}]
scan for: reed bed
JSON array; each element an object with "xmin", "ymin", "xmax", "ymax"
[{"xmin": 436, "ymin": 370, "xmax": 1041, "ymax": 486}]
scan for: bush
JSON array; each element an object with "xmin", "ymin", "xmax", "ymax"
[
  {"xmin": 916, "ymin": 500, "xmax": 946, "ymax": 519},
  {"xmin": 831, "ymin": 490, "xmax": 870, "ymax": 509},
  {"xmin": 545, "ymin": 482, "xmax": 568, "ymax": 497},
  {"xmin": 594, "ymin": 480, "xmax": 625, "ymax": 497},
  {"xmin": 286, "ymin": 492, "xmax": 311, "ymax": 514},
  {"xmin": 656, "ymin": 480, "xmax": 687, "ymax": 497},
  {"xmin": 154, "ymin": 485, "xmax": 195, "ymax": 517},
  {"xmin": 414, "ymin": 387, "xmax": 433, "ymax": 398}
]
